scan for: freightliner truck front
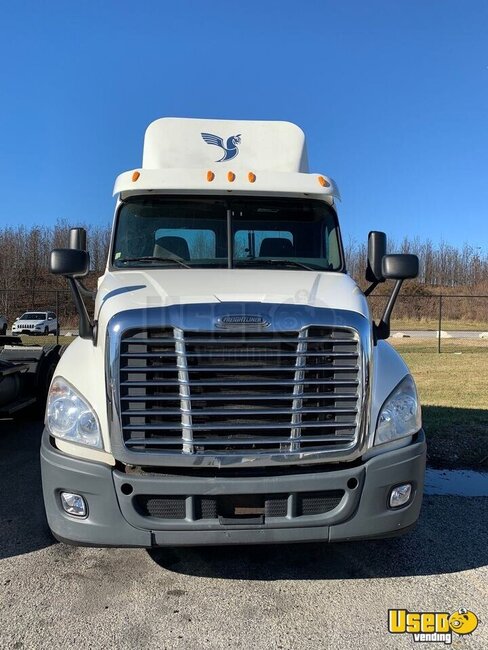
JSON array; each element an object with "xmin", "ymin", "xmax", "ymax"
[{"xmin": 41, "ymin": 118, "xmax": 426, "ymax": 547}]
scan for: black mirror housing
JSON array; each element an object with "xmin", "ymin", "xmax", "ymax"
[
  {"xmin": 382, "ymin": 254, "xmax": 419, "ymax": 280},
  {"xmin": 365, "ymin": 231, "xmax": 387, "ymax": 283},
  {"xmin": 69, "ymin": 227, "xmax": 87, "ymax": 251},
  {"xmin": 50, "ymin": 249, "xmax": 90, "ymax": 277}
]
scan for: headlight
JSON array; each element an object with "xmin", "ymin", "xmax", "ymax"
[
  {"xmin": 46, "ymin": 378, "xmax": 103, "ymax": 449},
  {"xmin": 375, "ymin": 375, "xmax": 421, "ymax": 446}
]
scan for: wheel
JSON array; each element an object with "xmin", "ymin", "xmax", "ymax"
[
  {"xmin": 35, "ymin": 346, "xmax": 62, "ymax": 415},
  {"xmin": 1, "ymin": 324, "xmax": 6, "ymax": 336},
  {"xmin": 44, "ymin": 327, "xmax": 48, "ymax": 335}
]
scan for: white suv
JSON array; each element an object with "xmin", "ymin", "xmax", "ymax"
[
  {"xmin": 0, "ymin": 315, "xmax": 6, "ymax": 335},
  {"xmin": 12, "ymin": 311, "xmax": 59, "ymax": 336}
]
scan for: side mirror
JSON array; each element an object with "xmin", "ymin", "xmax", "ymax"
[
  {"xmin": 365, "ymin": 231, "xmax": 387, "ymax": 283},
  {"xmin": 50, "ymin": 248, "xmax": 93, "ymax": 340},
  {"xmin": 375, "ymin": 253, "xmax": 420, "ymax": 341},
  {"xmin": 50, "ymin": 249, "xmax": 90, "ymax": 277},
  {"xmin": 382, "ymin": 254, "xmax": 419, "ymax": 280}
]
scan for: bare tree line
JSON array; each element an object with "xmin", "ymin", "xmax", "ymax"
[
  {"xmin": 0, "ymin": 221, "xmax": 487, "ymax": 324},
  {"xmin": 0, "ymin": 221, "xmax": 110, "ymax": 322},
  {"xmin": 346, "ymin": 237, "xmax": 488, "ymax": 324},
  {"xmin": 345, "ymin": 237, "xmax": 488, "ymax": 289},
  {"xmin": 0, "ymin": 220, "xmax": 110, "ymax": 292}
]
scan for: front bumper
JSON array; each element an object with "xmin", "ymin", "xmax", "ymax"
[{"xmin": 41, "ymin": 429, "xmax": 426, "ymax": 547}]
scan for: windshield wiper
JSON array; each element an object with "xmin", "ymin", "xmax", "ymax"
[
  {"xmin": 116, "ymin": 256, "xmax": 190, "ymax": 269},
  {"xmin": 236, "ymin": 258, "xmax": 317, "ymax": 271}
]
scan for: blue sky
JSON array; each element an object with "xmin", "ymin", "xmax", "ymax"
[{"xmin": 0, "ymin": 0, "xmax": 487, "ymax": 250}]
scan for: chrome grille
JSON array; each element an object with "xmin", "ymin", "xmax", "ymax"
[{"xmin": 118, "ymin": 326, "xmax": 361, "ymax": 455}]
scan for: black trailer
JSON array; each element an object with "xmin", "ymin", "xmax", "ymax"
[{"xmin": 0, "ymin": 336, "xmax": 63, "ymax": 415}]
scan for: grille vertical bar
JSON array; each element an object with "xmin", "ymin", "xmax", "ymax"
[
  {"xmin": 290, "ymin": 328, "xmax": 308, "ymax": 451},
  {"xmin": 174, "ymin": 327, "xmax": 193, "ymax": 453}
]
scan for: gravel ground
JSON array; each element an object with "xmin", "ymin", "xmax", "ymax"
[
  {"xmin": 0, "ymin": 418, "xmax": 486, "ymax": 650},
  {"xmin": 392, "ymin": 330, "xmax": 485, "ymax": 339}
]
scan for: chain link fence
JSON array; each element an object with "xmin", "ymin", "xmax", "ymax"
[
  {"xmin": 369, "ymin": 294, "xmax": 488, "ymax": 352},
  {"xmin": 1, "ymin": 288, "xmax": 487, "ymax": 352}
]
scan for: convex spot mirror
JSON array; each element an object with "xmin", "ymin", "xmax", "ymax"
[
  {"xmin": 381, "ymin": 254, "xmax": 419, "ymax": 280},
  {"xmin": 50, "ymin": 249, "xmax": 90, "ymax": 278}
]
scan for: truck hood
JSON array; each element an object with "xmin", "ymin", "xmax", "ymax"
[{"xmin": 96, "ymin": 269, "xmax": 370, "ymax": 323}]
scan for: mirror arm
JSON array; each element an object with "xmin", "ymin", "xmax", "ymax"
[
  {"xmin": 77, "ymin": 280, "xmax": 97, "ymax": 300},
  {"xmin": 363, "ymin": 281, "xmax": 379, "ymax": 297},
  {"xmin": 374, "ymin": 279, "xmax": 404, "ymax": 340},
  {"xmin": 67, "ymin": 278, "xmax": 95, "ymax": 341}
]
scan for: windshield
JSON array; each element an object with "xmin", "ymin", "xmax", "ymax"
[
  {"xmin": 112, "ymin": 196, "xmax": 343, "ymax": 271},
  {"xmin": 20, "ymin": 313, "xmax": 46, "ymax": 320}
]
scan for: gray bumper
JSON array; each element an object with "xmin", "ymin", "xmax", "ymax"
[{"xmin": 41, "ymin": 430, "xmax": 426, "ymax": 547}]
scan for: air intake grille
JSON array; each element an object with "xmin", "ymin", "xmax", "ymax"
[
  {"xmin": 118, "ymin": 326, "xmax": 361, "ymax": 455},
  {"xmin": 134, "ymin": 491, "xmax": 345, "ymax": 520}
]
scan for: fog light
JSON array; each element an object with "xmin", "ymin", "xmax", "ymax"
[
  {"xmin": 60, "ymin": 492, "xmax": 87, "ymax": 517},
  {"xmin": 389, "ymin": 484, "xmax": 412, "ymax": 508}
]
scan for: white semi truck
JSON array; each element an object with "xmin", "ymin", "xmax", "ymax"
[{"xmin": 41, "ymin": 118, "xmax": 425, "ymax": 547}]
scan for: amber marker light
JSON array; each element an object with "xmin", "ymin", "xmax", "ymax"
[
  {"xmin": 248, "ymin": 172, "xmax": 256, "ymax": 183},
  {"xmin": 132, "ymin": 171, "xmax": 140, "ymax": 182},
  {"xmin": 207, "ymin": 170, "xmax": 215, "ymax": 182},
  {"xmin": 318, "ymin": 175, "xmax": 330, "ymax": 187},
  {"xmin": 227, "ymin": 171, "xmax": 236, "ymax": 182}
]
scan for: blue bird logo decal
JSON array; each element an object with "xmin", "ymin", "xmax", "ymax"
[{"xmin": 201, "ymin": 132, "xmax": 241, "ymax": 162}]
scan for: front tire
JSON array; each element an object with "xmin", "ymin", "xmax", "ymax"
[{"xmin": 35, "ymin": 346, "xmax": 63, "ymax": 414}]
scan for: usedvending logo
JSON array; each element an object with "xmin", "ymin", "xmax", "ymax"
[{"xmin": 388, "ymin": 608, "xmax": 479, "ymax": 644}]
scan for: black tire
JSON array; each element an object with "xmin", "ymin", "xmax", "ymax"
[
  {"xmin": 1, "ymin": 324, "xmax": 6, "ymax": 336},
  {"xmin": 35, "ymin": 345, "xmax": 61, "ymax": 415},
  {"xmin": 44, "ymin": 327, "xmax": 48, "ymax": 335}
]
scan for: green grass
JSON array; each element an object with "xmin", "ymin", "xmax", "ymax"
[
  {"xmin": 11, "ymin": 334, "xmax": 75, "ymax": 347},
  {"xmin": 390, "ymin": 337, "xmax": 488, "ymax": 354},
  {"xmin": 393, "ymin": 344, "xmax": 488, "ymax": 468},
  {"xmin": 391, "ymin": 318, "xmax": 488, "ymax": 331}
]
